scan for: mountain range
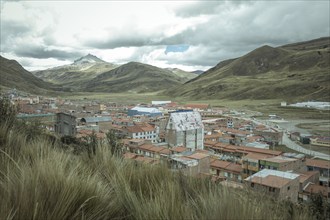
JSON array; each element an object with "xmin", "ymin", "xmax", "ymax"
[
  {"xmin": 32, "ymin": 54, "xmax": 199, "ymax": 92},
  {"xmin": 0, "ymin": 56, "xmax": 65, "ymax": 94},
  {"xmin": 165, "ymin": 37, "xmax": 330, "ymax": 101},
  {"xmin": 1, "ymin": 37, "xmax": 329, "ymax": 101}
]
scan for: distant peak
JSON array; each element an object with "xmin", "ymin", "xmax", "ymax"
[{"xmin": 73, "ymin": 54, "xmax": 106, "ymax": 65}]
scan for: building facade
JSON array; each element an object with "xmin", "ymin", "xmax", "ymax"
[
  {"xmin": 165, "ymin": 111, "xmax": 204, "ymax": 151},
  {"xmin": 54, "ymin": 113, "xmax": 76, "ymax": 136}
]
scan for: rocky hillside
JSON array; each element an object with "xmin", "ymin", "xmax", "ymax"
[{"xmin": 165, "ymin": 37, "xmax": 330, "ymax": 101}]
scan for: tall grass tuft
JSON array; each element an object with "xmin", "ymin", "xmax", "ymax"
[{"xmin": 0, "ymin": 121, "xmax": 314, "ymax": 220}]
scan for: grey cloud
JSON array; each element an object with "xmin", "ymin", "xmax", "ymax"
[
  {"xmin": 83, "ymin": 30, "xmax": 165, "ymax": 49},
  {"xmin": 161, "ymin": 1, "xmax": 329, "ymax": 66},
  {"xmin": 0, "ymin": 20, "xmax": 31, "ymax": 50},
  {"xmin": 14, "ymin": 44, "xmax": 84, "ymax": 60},
  {"xmin": 175, "ymin": 1, "xmax": 253, "ymax": 17},
  {"xmin": 85, "ymin": 37, "xmax": 150, "ymax": 49}
]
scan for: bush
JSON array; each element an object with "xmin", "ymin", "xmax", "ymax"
[{"xmin": 0, "ymin": 122, "xmax": 314, "ymax": 220}]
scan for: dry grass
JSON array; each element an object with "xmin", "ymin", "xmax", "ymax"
[{"xmin": 0, "ymin": 122, "xmax": 313, "ymax": 220}]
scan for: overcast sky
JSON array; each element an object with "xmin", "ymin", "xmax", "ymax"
[{"xmin": 1, "ymin": 0, "xmax": 329, "ymax": 71}]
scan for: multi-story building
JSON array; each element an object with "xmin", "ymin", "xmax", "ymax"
[
  {"xmin": 54, "ymin": 112, "xmax": 76, "ymax": 136},
  {"xmin": 165, "ymin": 110, "xmax": 204, "ymax": 151},
  {"xmin": 259, "ymin": 154, "xmax": 306, "ymax": 172},
  {"xmin": 210, "ymin": 159, "xmax": 243, "ymax": 182},
  {"xmin": 306, "ymin": 158, "xmax": 330, "ymax": 186},
  {"xmin": 125, "ymin": 123, "xmax": 159, "ymax": 143},
  {"xmin": 168, "ymin": 151, "xmax": 210, "ymax": 176},
  {"xmin": 242, "ymin": 153, "xmax": 273, "ymax": 178},
  {"xmin": 245, "ymin": 169, "xmax": 300, "ymax": 202}
]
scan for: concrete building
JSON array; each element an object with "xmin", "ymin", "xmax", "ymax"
[
  {"xmin": 306, "ymin": 159, "xmax": 330, "ymax": 186},
  {"xmin": 298, "ymin": 183, "xmax": 330, "ymax": 202},
  {"xmin": 165, "ymin": 111, "xmax": 204, "ymax": 151},
  {"xmin": 210, "ymin": 159, "xmax": 243, "ymax": 182},
  {"xmin": 309, "ymin": 137, "xmax": 330, "ymax": 147},
  {"xmin": 259, "ymin": 155, "xmax": 306, "ymax": 172},
  {"xmin": 54, "ymin": 113, "xmax": 76, "ymax": 136},
  {"xmin": 169, "ymin": 151, "xmax": 210, "ymax": 176},
  {"xmin": 245, "ymin": 169, "xmax": 300, "ymax": 202},
  {"xmin": 79, "ymin": 116, "xmax": 112, "ymax": 125},
  {"xmin": 242, "ymin": 153, "xmax": 273, "ymax": 178},
  {"xmin": 125, "ymin": 123, "xmax": 159, "ymax": 143}
]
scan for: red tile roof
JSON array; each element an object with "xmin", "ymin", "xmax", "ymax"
[
  {"xmin": 210, "ymin": 160, "xmax": 231, "ymax": 169},
  {"xmin": 250, "ymin": 175, "xmax": 291, "ymax": 188},
  {"xmin": 170, "ymin": 146, "xmax": 189, "ymax": 153},
  {"xmin": 304, "ymin": 183, "xmax": 330, "ymax": 197},
  {"xmin": 186, "ymin": 152, "xmax": 209, "ymax": 160},
  {"xmin": 123, "ymin": 152, "xmax": 138, "ymax": 159},
  {"xmin": 306, "ymin": 159, "xmax": 330, "ymax": 169}
]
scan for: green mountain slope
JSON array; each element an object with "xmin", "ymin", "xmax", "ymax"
[
  {"xmin": 0, "ymin": 56, "xmax": 63, "ymax": 94},
  {"xmin": 33, "ymin": 54, "xmax": 118, "ymax": 87},
  {"xmin": 165, "ymin": 37, "xmax": 330, "ymax": 101},
  {"xmin": 165, "ymin": 68, "xmax": 199, "ymax": 81},
  {"xmin": 83, "ymin": 62, "xmax": 186, "ymax": 93}
]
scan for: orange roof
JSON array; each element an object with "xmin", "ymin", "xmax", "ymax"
[
  {"xmin": 237, "ymin": 146, "xmax": 282, "ymax": 156},
  {"xmin": 243, "ymin": 153, "xmax": 273, "ymax": 161},
  {"xmin": 186, "ymin": 152, "xmax": 209, "ymax": 160},
  {"xmin": 210, "ymin": 160, "xmax": 231, "ymax": 169},
  {"xmin": 126, "ymin": 123, "xmax": 155, "ymax": 133},
  {"xmin": 226, "ymin": 163, "xmax": 243, "ymax": 173},
  {"xmin": 220, "ymin": 128, "xmax": 250, "ymax": 135},
  {"xmin": 306, "ymin": 159, "xmax": 330, "ymax": 169},
  {"xmin": 148, "ymin": 146, "xmax": 167, "ymax": 153},
  {"xmin": 304, "ymin": 183, "xmax": 330, "ymax": 197},
  {"xmin": 123, "ymin": 152, "xmax": 138, "ymax": 159},
  {"xmin": 205, "ymin": 133, "xmax": 222, "ymax": 139},
  {"xmin": 250, "ymin": 175, "xmax": 291, "ymax": 188},
  {"xmin": 137, "ymin": 144, "xmax": 154, "ymax": 151},
  {"xmin": 134, "ymin": 156, "xmax": 158, "ymax": 164},
  {"xmin": 195, "ymin": 149, "xmax": 210, "ymax": 154},
  {"xmin": 298, "ymin": 171, "xmax": 319, "ymax": 183},
  {"xmin": 159, "ymin": 148, "xmax": 171, "ymax": 155},
  {"xmin": 170, "ymin": 146, "xmax": 189, "ymax": 153},
  {"xmin": 204, "ymin": 141, "xmax": 217, "ymax": 147}
]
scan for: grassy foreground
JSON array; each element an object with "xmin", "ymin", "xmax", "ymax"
[{"xmin": 0, "ymin": 121, "xmax": 314, "ymax": 220}]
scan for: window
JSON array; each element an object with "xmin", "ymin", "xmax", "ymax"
[
  {"xmin": 251, "ymin": 183, "xmax": 254, "ymax": 188},
  {"xmin": 287, "ymin": 186, "xmax": 290, "ymax": 190}
]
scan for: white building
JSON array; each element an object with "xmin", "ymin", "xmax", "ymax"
[
  {"xmin": 126, "ymin": 123, "xmax": 159, "ymax": 143},
  {"xmin": 165, "ymin": 111, "xmax": 204, "ymax": 151}
]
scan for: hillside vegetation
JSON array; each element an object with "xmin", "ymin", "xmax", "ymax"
[
  {"xmin": 33, "ymin": 54, "xmax": 119, "ymax": 90},
  {"xmin": 0, "ymin": 56, "xmax": 65, "ymax": 94},
  {"xmin": 165, "ymin": 37, "xmax": 330, "ymax": 101},
  {"xmin": 0, "ymin": 98, "xmax": 314, "ymax": 220},
  {"xmin": 82, "ymin": 62, "xmax": 187, "ymax": 93}
]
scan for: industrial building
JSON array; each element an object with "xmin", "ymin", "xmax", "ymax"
[{"xmin": 128, "ymin": 106, "xmax": 162, "ymax": 117}]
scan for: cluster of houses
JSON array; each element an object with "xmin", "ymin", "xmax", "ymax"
[
  {"xmin": 290, "ymin": 131, "xmax": 330, "ymax": 148},
  {"xmin": 11, "ymin": 93, "xmax": 329, "ymax": 204}
]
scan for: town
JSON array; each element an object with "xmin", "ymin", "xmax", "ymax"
[{"xmin": 8, "ymin": 90, "xmax": 330, "ymax": 204}]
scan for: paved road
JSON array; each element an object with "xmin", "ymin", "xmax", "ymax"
[{"xmin": 282, "ymin": 133, "xmax": 330, "ymax": 161}]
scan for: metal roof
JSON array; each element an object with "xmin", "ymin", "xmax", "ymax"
[
  {"xmin": 245, "ymin": 169, "xmax": 300, "ymax": 181},
  {"xmin": 81, "ymin": 117, "xmax": 112, "ymax": 123},
  {"xmin": 168, "ymin": 111, "xmax": 203, "ymax": 131},
  {"xmin": 131, "ymin": 106, "xmax": 161, "ymax": 113}
]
